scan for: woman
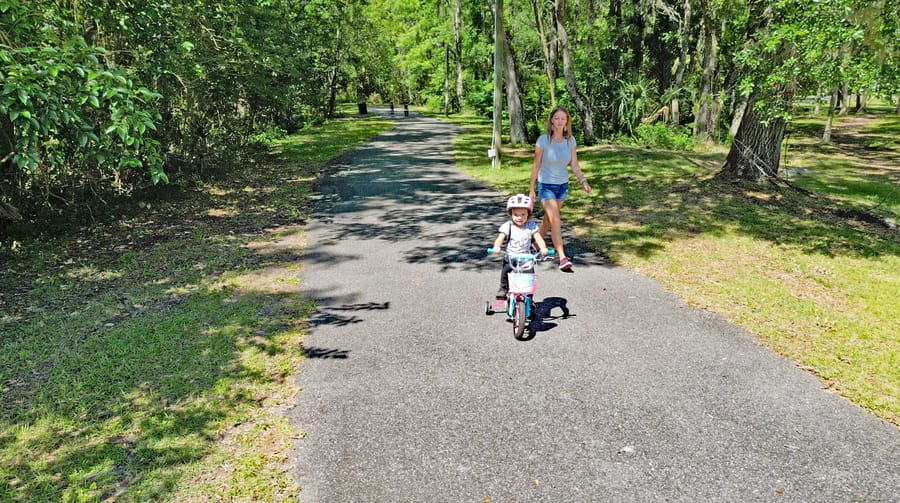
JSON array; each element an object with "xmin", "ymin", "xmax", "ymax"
[{"xmin": 528, "ymin": 106, "xmax": 591, "ymax": 271}]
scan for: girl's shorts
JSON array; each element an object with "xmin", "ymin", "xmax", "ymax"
[{"xmin": 536, "ymin": 182, "xmax": 569, "ymax": 202}]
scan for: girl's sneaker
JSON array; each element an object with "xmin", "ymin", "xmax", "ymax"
[{"xmin": 558, "ymin": 257, "xmax": 573, "ymax": 270}]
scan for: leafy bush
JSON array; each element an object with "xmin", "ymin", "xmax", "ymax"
[
  {"xmin": 629, "ymin": 123, "xmax": 694, "ymax": 150},
  {"xmin": 613, "ymin": 77, "xmax": 655, "ymax": 134},
  {"xmin": 247, "ymin": 126, "xmax": 288, "ymax": 148},
  {"xmin": 1, "ymin": 38, "xmax": 164, "ymax": 183},
  {"xmin": 465, "ymin": 80, "xmax": 494, "ymax": 117}
]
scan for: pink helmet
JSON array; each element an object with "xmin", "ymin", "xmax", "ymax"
[{"xmin": 506, "ymin": 193, "xmax": 534, "ymax": 214}]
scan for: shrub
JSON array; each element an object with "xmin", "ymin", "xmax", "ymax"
[
  {"xmin": 465, "ymin": 80, "xmax": 494, "ymax": 117},
  {"xmin": 631, "ymin": 123, "xmax": 694, "ymax": 150},
  {"xmin": 247, "ymin": 126, "xmax": 288, "ymax": 148}
]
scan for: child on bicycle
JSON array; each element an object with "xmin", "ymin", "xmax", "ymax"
[{"xmin": 490, "ymin": 194, "xmax": 550, "ymax": 299}]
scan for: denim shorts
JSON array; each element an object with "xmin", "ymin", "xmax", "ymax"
[{"xmin": 536, "ymin": 182, "xmax": 569, "ymax": 202}]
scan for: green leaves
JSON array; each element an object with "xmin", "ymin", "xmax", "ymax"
[{"xmin": 1, "ymin": 32, "xmax": 163, "ymax": 181}]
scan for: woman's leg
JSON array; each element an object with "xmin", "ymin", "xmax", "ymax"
[{"xmin": 541, "ymin": 199, "xmax": 566, "ymax": 258}]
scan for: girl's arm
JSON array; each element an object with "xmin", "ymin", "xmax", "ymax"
[
  {"xmin": 570, "ymin": 147, "xmax": 592, "ymax": 194},
  {"xmin": 491, "ymin": 232, "xmax": 507, "ymax": 253},
  {"xmin": 532, "ymin": 232, "xmax": 549, "ymax": 255}
]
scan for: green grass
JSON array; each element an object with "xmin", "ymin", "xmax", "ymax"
[
  {"xmin": 0, "ymin": 116, "xmax": 393, "ymax": 502},
  {"xmin": 784, "ymin": 113, "xmax": 900, "ymax": 213},
  {"xmin": 440, "ymin": 109, "xmax": 900, "ymax": 425}
]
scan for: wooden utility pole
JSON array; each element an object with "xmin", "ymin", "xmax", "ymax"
[{"xmin": 491, "ymin": 0, "xmax": 504, "ymax": 168}]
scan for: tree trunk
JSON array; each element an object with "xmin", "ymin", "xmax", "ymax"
[
  {"xmin": 529, "ymin": 0, "xmax": 556, "ymax": 107},
  {"xmin": 671, "ymin": 0, "xmax": 691, "ymax": 126},
  {"xmin": 491, "ymin": 0, "xmax": 505, "ymax": 167},
  {"xmin": 729, "ymin": 97, "xmax": 747, "ymax": 137},
  {"xmin": 823, "ymin": 114, "xmax": 834, "ymax": 143},
  {"xmin": 608, "ymin": 0, "xmax": 621, "ymax": 26},
  {"xmin": 554, "ymin": 0, "xmax": 595, "ymax": 145},
  {"xmin": 453, "ymin": 0, "xmax": 463, "ymax": 113},
  {"xmin": 822, "ymin": 87, "xmax": 837, "ymax": 143},
  {"xmin": 504, "ymin": 31, "xmax": 528, "ymax": 144},
  {"xmin": 839, "ymin": 81, "xmax": 849, "ymax": 115},
  {"xmin": 327, "ymin": 66, "xmax": 339, "ymax": 118},
  {"xmin": 693, "ymin": 0, "xmax": 719, "ymax": 143},
  {"xmin": 443, "ymin": 44, "xmax": 450, "ymax": 116},
  {"xmin": 726, "ymin": 0, "xmax": 772, "ymax": 139},
  {"xmin": 0, "ymin": 200, "xmax": 22, "ymax": 222},
  {"xmin": 548, "ymin": 3, "xmax": 559, "ymax": 78},
  {"xmin": 606, "ymin": 0, "xmax": 624, "ymax": 131},
  {"xmin": 585, "ymin": 0, "xmax": 598, "ymax": 60},
  {"xmin": 813, "ymin": 85, "xmax": 821, "ymax": 114},
  {"xmin": 720, "ymin": 92, "xmax": 787, "ymax": 180}
]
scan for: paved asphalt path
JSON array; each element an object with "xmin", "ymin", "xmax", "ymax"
[{"xmin": 289, "ymin": 111, "xmax": 899, "ymax": 502}]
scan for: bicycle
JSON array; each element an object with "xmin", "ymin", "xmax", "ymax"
[{"xmin": 484, "ymin": 248, "xmax": 555, "ymax": 339}]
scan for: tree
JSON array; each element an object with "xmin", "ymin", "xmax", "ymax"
[
  {"xmin": 720, "ymin": 0, "xmax": 877, "ymax": 180},
  {"xmin": 876, "ymin": 0, "xmax": 900, "ymax": 113},
  {"xmin": 719, "ymin": 0, "xmax": 789, "ymax": 180},
  {"xmin": 553, "ymin": 0, "xmax": 595, "ymax": 145},
  {"xmin": 449, "ymin": 0, "xmax": 464, "ymax": 112},
  {"xmin": 651, "ymin": 0, "xmax": 694, "ymax": 126},
  {"xmin": 1, "ymin": 1, "xmax": 164, "ymax": 218},
  {"xmin": 721, "ymin": 92, "xmax": 793, "ymax": 180},
  {"xmin": 529, "ymin": 0, "xmax": 557, "ymax": 107},
  {"xmin": 504, "ymin": 31, "xmax": 528, "ymax": 143},
  {"xmin": 693, "ymin": 0, "xmax": 722, "ymax": 143}
]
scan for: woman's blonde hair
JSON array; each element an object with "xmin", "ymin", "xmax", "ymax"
[{"xmin": 545, "ymin": 106, "xmax": 572, "ymax": 142}]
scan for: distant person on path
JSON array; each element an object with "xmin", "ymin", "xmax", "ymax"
[
  {"xmin": 490, "ymin": 194, "xmax": 549, "ymax": 299},
  {"xmin": 529, "ymin": 106, "xmax": 592, "ymax": 271}
]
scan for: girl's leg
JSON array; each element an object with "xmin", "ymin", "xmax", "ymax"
[
  {"xmin": 541, "ymin": 199, "xmax": 566, "ymax": 258},
  {"xmin": 497, "ymin": 261, "xmax": 511, "ymax": 298}
]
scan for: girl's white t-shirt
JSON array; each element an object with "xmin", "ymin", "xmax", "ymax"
[
  {"xmin": 536, "ymin": 134, "xmax": 575, "ymax": 185},
  {"xmin": 500, "ymin": 220, "xmax": 539, "ymax": 255}
]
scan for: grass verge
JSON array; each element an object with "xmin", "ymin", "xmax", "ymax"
[
  {"xmin": 0, "ymin": 116, "xmax": 393, "ymax": 502},
  {"xmin": 441, "ymin": 111, "xmax": 899, "ymax": 425}
]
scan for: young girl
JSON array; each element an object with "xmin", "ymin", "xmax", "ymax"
[
  {"xmin": 529, "ymin": 106, "xmax": 592, "ymax": 271},
  {"xmin": 490, "ymin": 194, "xmax": 550, "ymax": 298}
]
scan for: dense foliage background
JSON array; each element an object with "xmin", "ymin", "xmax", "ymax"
[{"xmin": 1, "ymin": 0, "xmax": 897, "ymax": 226}]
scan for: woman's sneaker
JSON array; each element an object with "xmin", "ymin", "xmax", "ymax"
[
  {"xmin": 496, "ymin": 287, "xmax": 508, "ymax": 299},
  {"xmin": 558, "ymin": 257, "xmax": 573, "ymax": 271}
]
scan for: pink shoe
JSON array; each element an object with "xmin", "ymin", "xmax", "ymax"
[{"xmin": 559, "ymin": 257, "xmax": 573, "ymax": 270}]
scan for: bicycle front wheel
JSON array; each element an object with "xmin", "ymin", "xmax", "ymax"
[{"xmin": 513, "ymin": 299, "xmax": 526, "ymax": 339}]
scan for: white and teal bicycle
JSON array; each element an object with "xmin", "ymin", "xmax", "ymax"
[{"xmin": 484, "ymin": 248, "xmax": 555, "ymax": 340}]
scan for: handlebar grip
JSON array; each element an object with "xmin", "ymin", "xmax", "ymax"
[
  {"xmin": 487, "ymin": 248, "xmax": 494, "ymax": 254},
  {"xmin": 548, "ymin": 249, "xmax": 556, "ymax": 255}
]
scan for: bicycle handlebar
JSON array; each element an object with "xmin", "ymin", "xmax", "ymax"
[{"xmin": 487, "ymin": 248, "xmax": 556, "ymax": 261}]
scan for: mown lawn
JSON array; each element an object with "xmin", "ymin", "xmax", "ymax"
[
  {"xmin": 0, "ymin": 116, "xmax": 393, "ymax": 502},
  {"xmin": 442, "ymin": 109, "xmax": 899, "ymax": 426}
]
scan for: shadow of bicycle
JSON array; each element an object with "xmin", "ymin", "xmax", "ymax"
[{"xmin": 521, "ymin": 296, "xmax": 572, "ymax": 341}]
